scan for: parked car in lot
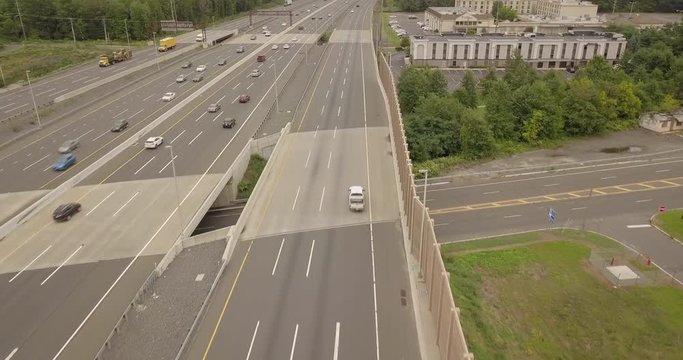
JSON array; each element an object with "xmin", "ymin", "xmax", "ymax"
[
  {"xmin": 111, "ymin": 119, "xmax": 128, "ymax": 132},
  {"xmin": 250, "ymin": 69, "xmax": 262, "ymax": 77},
  {"xmin": 238, "ymin": 94, "xmax": 251, "ymax": 103},
  {"xmin": 196, "ymin": 64, "xmax": 207, "ymax": 72},
  {"xmin": 52, "ymin": 153, "xmax": 76, "ymax": 171},
  {"xmin": 236, "ymin": 46, "xmax": 245, "ymax": 53},
  {"xmin": 257, "ymin": 55, "xmax": 266, "ymax": 62},
  {"xmin": 53, "ymin": 202, "xmax": 81, "ymax": 222},
  {"xmin": 222, "ymin": 118, "xmax": 237, "ymax": 128},
  {"xmin": 58, "ymin": 139, "xmax": 79, "ymax": 154},
  {"xmin": 193, "ymin": 74, "xmax": 204, "ymax": 82},
  {"xmin": 176, "ymin": 74, "xmax": 186, "ymax": 82},
  {"xmin": 181, "ymin": 61, "xmax": 192, "ymax": 68},
  {"xmin": 144, "ymin": 136, "xmax": 164, "ymax": 149},
  {"xmin": 207, "ymin": 103, "xmax": 222, "ymax": 113},
  {"xmin": 162, "ymin": 92, "xmax": 176, "ymax": 101}
]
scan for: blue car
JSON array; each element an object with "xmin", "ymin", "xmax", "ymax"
[{"xmin": 52, "ymin": 153, "xmax": 76, "ymax": 171}]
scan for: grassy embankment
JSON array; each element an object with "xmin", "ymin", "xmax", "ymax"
[{"xmin": 442, "ymin": 229, "xmax": 683, "ymax": 359}]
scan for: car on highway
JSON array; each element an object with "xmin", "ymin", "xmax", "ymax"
[
  {"xmin": 236, "ymin": 46, "xmax": 245, "ymax": 53},
  {"xmin": 250, "ymin": 69, "xmax": 262, "ymax": 77},
  {"xmin": 192, "ymin": 74, "xmax": 204, "ymax": 82},
  {"xmin": 292, "ymin": 37, "xmax": 299, "ymax": 42},
  {"xmin": 144, "ymin": 136, "xmax": 164, "ymax": 149},
  {"xmin": 264, "ymin": 31, "xmax": 271, "ymax": 37},
  {"xmin": 222, "ymin": 118, "xmax": 237, "ymax": 128},
  {"xmin": 52, "ymin": 202, "xmax": 81, "ymax": 222},
  {"xmin": 111, "ymin": 119, "xmax": 129, "ymax": 132},
  {"xmin": 162, "ymin": 92, "xmax": 176, "ymax": 101},
  {"xmin": 257, "ymin": 55, "xmax": 266, "ymax": 62},
  {"xmin": 52, "ymin": 153, "xmax": 76, "ymax": 171},
  {"xmin": 328, "ymin": 13, "xmax": 331, "ymax": 17},
  {"xmin": 356, "ymin": 3, "xmax": 359, "ymax": 6},
  {"xmin": 262, "ymin": 26, "xmax": 268, "ymax": 30},
  {"xmin": 58, "ymin": 139, "xmax": 79, "ymax": 154},
  {"xmin": 217, "ymin": 59, "xmax": 227, "ymax": 66},
  {"xmin": 281, "ymin": 22, "xmax": 287, "ymax": 26},
  {"xmin": 238, "ymin": 94, "xmax": 251, "ymax": 103},
  {"xmin": 348, "ymin": 186, "xmax": 365, "ymax": 211},
  {"xmin": 207, "ymin": 103, "xmax": 222, "ymax": 113},
  {"xmin": 298, "ymin": 25, "xmax": 304, "ymax": 30},
  {"xmin": 250, "ymin": 35, "xmax": 257, "ymax": 40},
  {"xmin": 307, "ymin": 9, "xmax": 311, "ymax": 12},
  {"xmin": 196, "ymin": 64, "xmax": 207, "ymax": 72},
  {"xmin": 181, "ymin": 61, "xmax": 192, "ymax": 68},
  {"xmin": 271, "ymin": 44, "xmax": 279, "ymax": 50},
  {"xmin": 176, "ymin": 74, "xmax": 186, "ymax": 82},
  {"xmin": 283, "ymin": 43, "xmax": 290, "ymax": 50},
  {"xmin": 351, "ymin": 10, "xmax": 354, "ymax": 12}
]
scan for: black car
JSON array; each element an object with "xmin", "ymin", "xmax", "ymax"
[
  {"xmin": 222, "ymin": 118, "xmax": 236, "ymax": 128},
  {"xmin": 53, "ymin": 202, "xmax": 81, "ymax": 222},
  {"xmin": 111, "ymin": 119, "xmax": 129, "ymax": 132}
]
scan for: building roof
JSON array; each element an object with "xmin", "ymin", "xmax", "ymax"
[
  {"xmin": 412, "ymin": 30, "xmax": 625, "ymax": 41},
  {"xmin": 426, "ymin": 7, "xmax": 494, "ymax": 20}
]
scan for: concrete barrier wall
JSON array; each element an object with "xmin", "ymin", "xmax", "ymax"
[{"xmin": 378, "ymin": 52, "xmax": 474, "ymax": 360}]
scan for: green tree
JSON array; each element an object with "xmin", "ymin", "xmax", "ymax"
[
  {"xmin": 460, "ymin": 112, "xmax": 495, "ymax": 160},
  {"xmin": 485, "ymin": 80, "xmax": 518, "ymax": 140},
  {"xmin": 504, "ymin": 51, "xmax": 537, "ymax": 89},
  {"xmin": 454, "ymin": 71, "xmax": 478, "ymax": 108},
  {"xmin": 563, "ymin": 78, "xmax": 605, "ymax": 136},
  {"xmin": 491, "ymin": 1, "xmax": 518, "ymax": 21},
  {"xmin": 521, "ymin": 110, "xmax": 545, "ymax": 144},
  {"xmin": 480, "ymin": 67, "xmax": 498, "ymax": 97},
  {"xmin": 397, "ymin": 67, "xmax": 447, "ymax": 113},
  {"xmin": 406, "ymin": 114, "xmax": 455, "ymax": 162}
]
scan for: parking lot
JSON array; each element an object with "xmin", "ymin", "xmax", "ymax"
[{"xmin": 387, "ymin": 12, "xmax": 428, "ymax": 38}]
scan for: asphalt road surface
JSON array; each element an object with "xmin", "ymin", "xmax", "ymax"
[
  {"xmin": 0, "ymin": 0, "xmax": 356, "ymax": 359},
  {"xmin": 182, "ymin": 2, "xmax": 421, "ymax": 360}
]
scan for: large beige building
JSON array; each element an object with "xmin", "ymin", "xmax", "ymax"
[
  {"xmin": 452, "ymin": 0, "xmax": 598, "ymax": 18},
  {"xmin": 410, "ymin": 31, "xmax": 627, "ymax": 70},
  {"xmin": 424, "ymin": 7, "xmax": 495, "ymax": 33}
]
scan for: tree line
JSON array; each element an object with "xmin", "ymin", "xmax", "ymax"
[
  {"xmin": 397, "ymin": 22, "xmax": 683, "ymax": 172},
  {"xmin": 0, "ymin": 0, "xmax": 279, "ymax": 41}
]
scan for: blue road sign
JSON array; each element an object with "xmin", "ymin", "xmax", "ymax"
[{"xmin": 548, "ymin": 208, "xmax": 557, "ymax": 224}]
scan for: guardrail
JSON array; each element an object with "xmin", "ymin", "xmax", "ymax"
[{"xmin": 378, "ymin": 52, "xmax": 474, "ymax": 360}]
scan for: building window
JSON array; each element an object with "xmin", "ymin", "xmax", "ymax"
[
  {"xmin": 432, "ymin": 43, "xmax": 437, "ymax": 60},
  {"xmin": 571, "ymin": 43, "xmax": 577, "ymax": 59},
  {"xmin": 464, "ymin": 45, "xmax": 469, "ymax": 60},
  {"xmin": 604, "ymin": 43, "xmax": 609, "ymax": 58},
  {"xmin": 475, "ymin": 43, "xmax": 479, "ymax": 59},
  {"xmin": 661, "ymin": 122, "xmax": 668, "ymax": 128},
  {"xmin": 549, "ymin": 61, "xmax": 556, "ymax": 68},
  {"xmin": 453, "ymin": 60, "xmax": 457, "ymax": 67},
  {"xmin": 616, "ymin": 43, "xmax": 623, "ymax": 58},
  {"xmin": 537, "ymin": 62, "xmax": 543, "ymax": 68},
  {"xmin": 561, "ymin": 43, "xmax": 567, "ymax": 58},
  {"xmin": 527, "ymin": 44, "xmax": 532, "ymax": 59},
  {"xmin": 550, "ymin": 45, "xmax": 555, "ymax": 58},
  {"xmin": 560, "ymin": 61, "xmax": 566, "ymax": 68},
  {"xmin": 486, "ymin": 43, "xmax": 490, "ymax": 58},
  {"xmin": 453, "ymin": 45, "xmax": 458, "ymax": 59},
  {"xmin": 443, "ymin": 43, "xmax": 447, "ymax": 59},
  {"xmin": 495, "ymin": 45, "xmax": 500, "ymax": 59}
]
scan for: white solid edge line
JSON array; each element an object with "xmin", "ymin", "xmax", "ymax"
[
  {"xmin": 246, "ymin": 320, "xmax": 260, "ymax": 360},
  {"xmin": 306, "ymin": 240, "xmax": 315, "ymax": 278},
  {"xmin": 333, "ymin": 322, "xmax": 341, "ymax": 360},
  {"xmin": 291, "ymin": 185, "xmax": 301, "ymax": 211},
  {"xmin": 360, "ymin": 37, "xmax": 380, "ymax": 360},
  {"xmin": 289, "ymin": 324, "xmax": 299, "ymax": 360},
  {"xmin": 159, "ymin": 155, "xmax": 178, "ymax": 174},
  {"xmin": 41, "ymin": 245, "xmax": 84, "ymax": 285},
  {"xmin": 327, "ymin": 151, "xmax": 332, "ymax": 169},
  {"xmin": 86, "ymin": 190, "xmax": 115, "ymax": 216},
  {"xmin": 626, "ymin": 224, "xmax": 652, "ymax": 228},
  {"xmin": 272, "ymin": 237, "xmax": 285, "ymax": 276},
  {"xmin": 9, "ymin": 245, "xmax": 52, "ymax": 283}
]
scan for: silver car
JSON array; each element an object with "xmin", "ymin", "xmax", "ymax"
[{"xmin": 58, "ymin": 139, "xmax": 79, "ymax": 154}]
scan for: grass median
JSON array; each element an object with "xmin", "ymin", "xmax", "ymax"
[
  {"xmin": 442, "ymin": 229, "xmax": 683, "ymax": 359},
  {"xmin": 237, "ymin": 155, "xmax": 267, "ymax": 199},
  {"xmin": 653, "ymin": 209, "xmax": 683, "ymax": 243}
]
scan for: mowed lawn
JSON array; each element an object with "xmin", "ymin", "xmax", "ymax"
[
  {"xmin": 441, "ymin": 230, "xmax": 683, "ymax": 360},
  {"xmin": 653, "ymin": 209, "xmax": 683, "ymax": 243}
]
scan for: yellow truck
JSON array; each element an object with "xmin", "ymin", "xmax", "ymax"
[
  {"xmin": 158, "ymin": 37, "xmax": 176, "ymax": 52},
  {"xmin": 98, "ymin": 48, "xmax": 133, "ymax": 67}
]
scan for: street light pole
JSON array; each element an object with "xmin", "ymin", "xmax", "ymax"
[
  {"xmin": 166, "ymin": 145, "xmax": 184, "ymax": 238},
  {"xmin": 14, "ymin": 0, "xmax": 27, "ymax": 41},
  {"xmin": 153, "ymin": 31, "xmax": 160, "ymax": 70},
  {"xmin": 26, "ymin": 70, "xmax": 41, "ymax": 128},
  {"xmin": 0, "ymin": 65, "xmax": 5, "ymax": 88}
]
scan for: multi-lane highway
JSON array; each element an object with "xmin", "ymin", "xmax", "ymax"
[
  {"xmin": 0, "ymin": 0, "xmax": 374, "ymax": 359},
  {"xmin": 426, "ymin": 151, "xmax": 683, "ymax": 278},
  {"xmin": 182, "ymin": 2, "xmax": 421, "ymax": 359}
]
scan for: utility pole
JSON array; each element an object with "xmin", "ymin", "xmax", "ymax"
[
  {"xmin": 629, "ymin": 1, "xmax": 636, "ymax": 14},
  {"xmin": 26, "ymin": 70, "xmax": 41, "ymax": 128},
  {"xmin": 0, "ymin": 65, "xmax": 6, "ymax": 88},
  {"xmin": 70, "ymin": 18, "xmax": 76, "ymax": 47},
  {"xmin": 14, "ymin": 0, "xmax": 27, "ymax": 41},
  {"xmin": 124, "ymin": 18, "xmax": 130, "ymax": 49},
  {"xmin": 103, "ymin": 18, "xmax": 109, "ymax": 44},
  {"xmin": 612, "ymin": 0, "xmax": 618, "ymax": 14}
]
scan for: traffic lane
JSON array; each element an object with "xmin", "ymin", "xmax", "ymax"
[
  {"xmin": 372, "ymin": 221, "xmax": 421, "ymax": 359},
  {"xmin": 0, "ymin": 44, "xmax": 252, "ymax": 192},
  {"xmin": 200, "ymin": 227, "xmax": 376, "ymax": 360},
  {"xmin": 433, "ymin": 186, "xmax": 683, "ymax": 275},
  {"xmin": 0, "ymin": 44, "xmax": 240, "ymax": 191},
  {"xmin": 0, "ymin": 254, "xmax": 160, "ymax": 360},
  {"xmin": 93, "ymin": 39, "xmax": 307, "ymax": 184},
  {"xmin": 425, "ymin": 158, "xmax": 683, "ymax": 210}
]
